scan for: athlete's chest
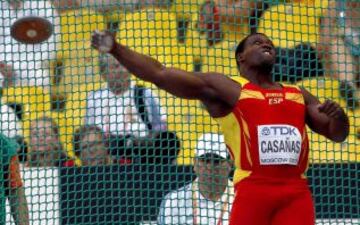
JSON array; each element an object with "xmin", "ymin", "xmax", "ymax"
[{"xmin": 237, "ymin": 89, "xmax": 306, "ymax": 123}]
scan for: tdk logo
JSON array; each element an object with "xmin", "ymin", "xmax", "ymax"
[
  {"xmin": 261, "ymin": 127, "xmax": 271, "ymax": 136},
  {"xmin": 262, "ymin": 126, "xmax": 298, "ymax": 136}
]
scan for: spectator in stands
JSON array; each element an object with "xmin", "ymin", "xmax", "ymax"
[
  {"xmin": 51, "ymin": 0, "xmax": 79, "ymax": 13},
  {"xmin": 85, "ymin": 54, "xmax": 179, "ymax": 164},
  {"xmin": 0, "ymin": 73, "xmax": 22, "ymax": 139},
  {"xmin": 73, "ymin": 125, "xmax": 114, "ymax": 166},
  {"xmin": 257, "ymin": 0, "xmax": 325, "ymax": 83},
  {"xmin": 185, "ymin": 0, "xmax": 263, "ymax": 74},
  {"xmin": 1, "ymin": 132, "xmax": 29, "ymax": 225},
  {"xmin": 27, "ymin": 116, "xmax": 74, "ymax": 167},
  {"xmin": 319, "ymin": 1, "xmax": 360, "ymax": 109},
  {"xmin": 158, "ymin": 133, "xmax": 234, "ymax": 225},
  {"xmin": 182, "ymin": 0, "xmax": 260, "ymax": 44},
  {"xmin": 49, "ymin": 0, "xmax": 105, "ymax": 107},
  {"xmin": 82, "ymin": 0, "xmax": 170, "ymax": 13},
  {"xmin": 0, "ymin": 0, "xmax": 59, "ymax": 88}
]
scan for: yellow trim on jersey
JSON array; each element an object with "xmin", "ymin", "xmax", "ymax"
[
  {"xmin": 230, "ymin": 76, "xmax": 248, "ymax": 86},
  {"xmin": 240, "ymin": 117, "xmax": 253, "ymax": 167},
  {"xmin": 215, "ymin": 112, "xmax": 252, "ymax": 184},
  {"xmin": 301, "ymin": 128, "xmax": 309, "ymax": 179},
  {"xmin": 285, "ymin": 93, "xmax": 305, "ymax": 105},
  {"xmin": 281, "ymin": 83, "xmax": 301, "ymax": 90},
  {"xmin": 240, "ymin": 89, "xmax": 265, "ymax": 100},
  {"xmin": 216, "ymin": 113, "xmax": 241, "ymax": 166}
]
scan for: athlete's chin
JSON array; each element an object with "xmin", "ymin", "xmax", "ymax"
[{"xmin": 258, "ymin": 61, "xmax": 275, "ymax": 72}]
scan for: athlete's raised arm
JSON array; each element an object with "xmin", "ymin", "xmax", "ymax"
[
  {"xmin": 91, "ymin": 31, "xmax": 240, "ymax": 109},
  {"xmin": 301, "ymin": 88, "xmax": 349, "ymax": 142}
]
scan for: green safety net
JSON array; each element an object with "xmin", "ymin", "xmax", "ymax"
[{"xmin": 0, "ymin": 0, "xmax": 358, "ymax": 224}]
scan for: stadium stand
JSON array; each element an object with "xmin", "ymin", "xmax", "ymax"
[{"xmin": 1, "ymin": 1, "xmax": 358, "ymax": 224}]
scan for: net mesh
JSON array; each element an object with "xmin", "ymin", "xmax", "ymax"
[{"xmin": 0, "ymin": 0, "xmax": 358, "ymax": 224}]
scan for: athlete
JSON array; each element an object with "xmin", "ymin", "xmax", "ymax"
[{"xmin": 91, "ymin": 31, "xmax": 349, "ymax": 225}]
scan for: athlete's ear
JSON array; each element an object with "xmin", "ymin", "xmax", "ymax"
[{"xmin": 236, "ymin": 53, "xmax": 245, "ymax": 64}]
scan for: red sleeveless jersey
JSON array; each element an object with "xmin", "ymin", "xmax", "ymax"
[{"xmin": 215, "ymin": 82, "xmax": 309, "ymax": 184}]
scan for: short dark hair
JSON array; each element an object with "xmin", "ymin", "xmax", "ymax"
[{"xmin": 235, "ymin": 32, "xmax": 268, "ymax": 67}]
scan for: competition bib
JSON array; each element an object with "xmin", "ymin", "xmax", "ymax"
[{"xmin": 257, "ymin": 124, "xmax": 302, "ymax": 165}]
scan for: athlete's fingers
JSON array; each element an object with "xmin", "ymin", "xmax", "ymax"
[
  {"xmin": 91, "ymin": 30, "xmax": 102, "ymax": 49},
  {"xmin": 325, "ymin": 105, "xmax": 338, "ymax": 117},
  {"xmin": 324, "ymin": 100, "xmax": 337, "ymax": 112},
  {"xmin": 328, "ymin": 104, "xmax": 343, "ymax": 118},
  {"xmin": 319, "ymin": 100, "xmax": 343, "ymax": 118},
  {"xmin": 318, "ymin": 100, "xmax": 331, "ymax": 113},
  {"xmin": 91, "ymin": 30, "xmax": 115, "ymax": 53},
  {"xmin": 328, "ymin": 107, "xmax": 342, "ymax": 118},
  {"xmin": 319, "ymin": 100, "xmax": 336, "ymax": 114},
  {"xmin": 327, "ymin": 102, "xmax": 341, "ymax": 115}
]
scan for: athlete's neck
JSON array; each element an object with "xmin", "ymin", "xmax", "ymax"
[
  {"xmin": 240, "ymin": 66, "xmax": 277, "ymax": 88},
  {"xmin": 198, "ymin": 180, "xmax": 227, "ymax": 202}
]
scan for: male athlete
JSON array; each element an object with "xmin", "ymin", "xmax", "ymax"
[{"xmin": 91, "ymin": 31, "xmax": 349, "ymax": 225}]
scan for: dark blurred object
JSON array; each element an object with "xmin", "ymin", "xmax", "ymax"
[
  {"xmin": 109, "ymin": 131, "xmax": 180, "ymax": 165},
  {"xmin": 60, "ymin": 164, "xmax": 195, "ymax": 225},
  {"xmin": 14, "ymin": 135, "xmax": 27, "ymax": 163},
  {"xmin": 339, "ymin": 80, "xmax": 360, "ymax": 110},
  {"xmin": 59, "ymin": 163, "xmax": 359, "ymax": 224},
  {"xmin": 273, "ymin": 43, "xmax": 324, "ymax": 83},
  {"xmin": 251, "ymin": 2, "xmax": 270, "ymax": 34},
  {"xmin": 7, "ymin": 103, "xmax": 23, "ymax": 120}
]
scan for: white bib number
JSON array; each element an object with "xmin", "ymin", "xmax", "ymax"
[{"xmin": 258, "ymin": 124, "xmax": 302, "ymax": 165}]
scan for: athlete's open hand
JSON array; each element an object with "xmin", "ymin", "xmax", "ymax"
[
  {"xmin": 91, "ymin": 30, "xmax": 116, "ymax": 53},
  {"xmin": 318, "ymin": 99, "xmax": 345, "ymax": 119}
]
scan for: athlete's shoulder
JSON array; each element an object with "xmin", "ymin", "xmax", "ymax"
[
  {"xmin": 230, "ymin": 76, "xmax": 248, "ymax": 87},
  {"xmin": 281, "ymin": 83, "xmax": 303, "ymax": 92}
]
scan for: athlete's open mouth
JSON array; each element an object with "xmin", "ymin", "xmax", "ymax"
[{"xmin": 262, "ymin": 46, "xmax": 273, "ymax": 56}]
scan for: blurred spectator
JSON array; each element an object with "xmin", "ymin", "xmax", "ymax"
[
  {"xmin": 319, "ymin": 0, "xmax": 360, "ymax": 109},
  {"xmin": 216, "ymin": 0, "xmax": 263, "ymax": 42},
  {"xmin": 49, "ymin": 0, "xmax": 105, "ymax": 108},
  {"xmin": 1, "ymin": 133, "xmax": 29, "ymax": 225},
  {"xmin": 51, "ymin": 0, "xmax": 79, "ymax": 13},
  {"xmin": 272, "ymin": 43, "xmax": 324, "ymax": 83},
  {"xmin": 0, "ymin": 0, "xmax": 60, "ymax": 88},
  {"xmin": 81, "ymin": 0, "xmax": 170, "ymax": 13},
  {"xmin": 73, "ymin": 125, "xmax": 114, "ymax": 166},
  {"xmin": 185, "ymin": 0, "xmax": 261, "ymax": 74},
  {"xmin": 257, "ymin": 0, "xmax": 325, "ymax": 83},
  {"xmin": 27, "ymin": 116, "xmax": 74, "ymax": 167},
  {"xmin": 258, "ymin": 0, "xmax": 327, "ymax": 48},
  {"xmin": 85, "ymin": 53, "xmax": 167, "ymax": 138},
  {"xmin": 0, "ymin": 73, "xmax": 22, "ymax": 138},
  {"xmin": 186, "ymin": 0, "xmax": 259, "ymax": 44},
  {"xmin": 85, "ymin": 53, "xmax": 179, "ymax": 164},
  {"xmin": 157, "ymin": 133, "xmax": 234, "ymax": 225},
  {"xmin": 13, "ymin": 135, "xmax": 28, "ymax": 164}
]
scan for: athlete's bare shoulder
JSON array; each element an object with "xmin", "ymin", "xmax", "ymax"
[{"xmin": 197, "ymin": 72, "xmax": 242, "ymax": 118}]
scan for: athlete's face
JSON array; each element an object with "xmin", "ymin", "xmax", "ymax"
[{"xmin": 238, "ymin": 34, "xmax": 276, "ymax": 69}]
